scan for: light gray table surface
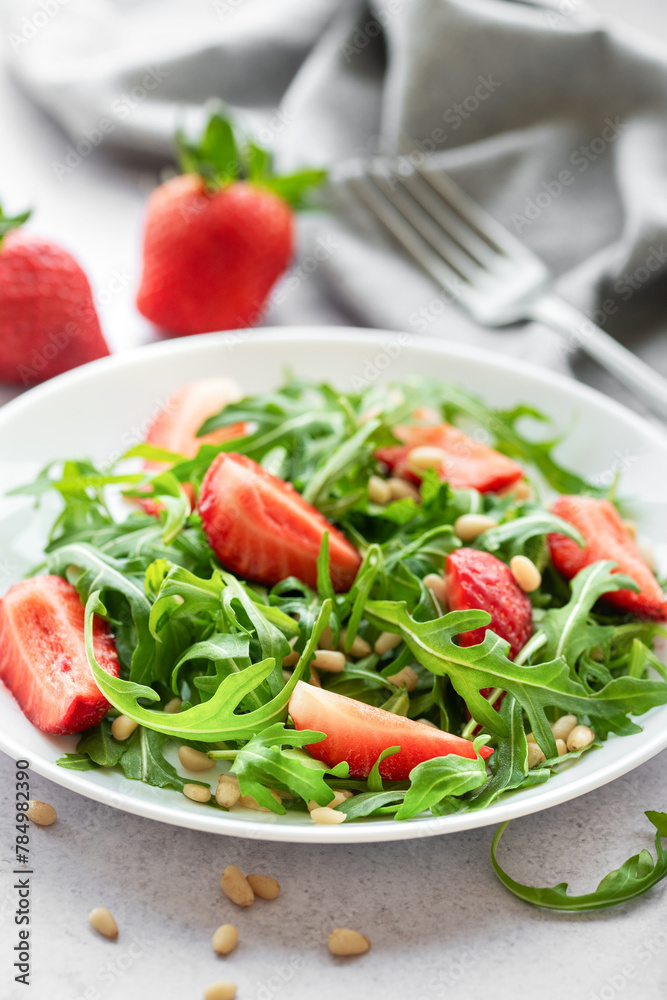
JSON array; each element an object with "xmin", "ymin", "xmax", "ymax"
[{"xmin": 2, "ymin": 3, "xmax": 667, "ymax": 999}]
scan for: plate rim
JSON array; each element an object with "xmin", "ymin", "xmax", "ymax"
[{"xmin": 2, "ymin": 324, "xmax": 667, "ymax": 844}]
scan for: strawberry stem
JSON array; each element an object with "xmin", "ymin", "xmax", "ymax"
[
  {"xmin": 175, "ymin": 106, "xmax": 326, "ymax": 208},
  {"xmin": 0, "ymin": 204, "xmax": 31, "ymax": 246}
]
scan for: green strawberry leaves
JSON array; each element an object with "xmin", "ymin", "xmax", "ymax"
[
  {"xmin": 175, "ymin": 108, "xmax": 326, "ymax": 206},
  {"xmin": 491, "ymin": 811, "xmax": 667, "ymax": 910},
  {"xmin": 0, "ymin": 203, "xmax": 30, "ymax": 244}
]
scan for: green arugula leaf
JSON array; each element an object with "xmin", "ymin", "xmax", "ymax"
[
  {"xmin": 83, "ymin": 591, "xmax": 332, "ymax": 741},
  {"xmin": 540, "ymin": 561, "xmax": 639, "ymax": 662},
  {"xmin": 491, "ymin": 811, "xmax": 667, "ymax": 910},
  {"xmin": 466, "ymin": 695, "xmax": 549, "ymax": 811},
  {"xmin": 336, "ymin": 790, "xmax": 406, "ymax": 819},
  {"xmin": 396, "ymin": 736, "xmax": 489, "ymax": 820},
  {"xmin": 478, "ymin": 509, "xmax": 584, "ymax": 558},
  {"xmin": 76, "ymin": 719, "xmax": 126, "ymax": 767},
  {"xmin": 55, "ymin": 753, "xmax": 100, "ymax": 772},
  {"xmin": 223, "ymin": 724, "xmax": 348, "ymax": 815},
  {"xmin": 117, "ymin": 726, "xmax": 208, "ymax": 792},
  {"xmin": 367, "ymin": 747, "xmax": 401, "ymax": 792}
]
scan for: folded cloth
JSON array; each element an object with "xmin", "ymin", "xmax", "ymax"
[{"xmin": 6, "ymin": 0, "xmax": 667, "ymax": 390}]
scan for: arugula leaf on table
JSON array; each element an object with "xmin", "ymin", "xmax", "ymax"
[
  {"xmin": 491, "ymin": 811, "xmax": 667, "ymax": 910},
  {"xmin": 396, "ymin": 736, "xmax": 489, "ymax": 821}
]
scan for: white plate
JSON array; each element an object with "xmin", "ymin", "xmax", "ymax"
[{"xmin": 2, "ymin": 327, "xmax": 667, "ymax": 843}]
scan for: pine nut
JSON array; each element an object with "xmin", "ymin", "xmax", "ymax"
[
  {"xmin": 386, "ymin": 665, "xmax": 419, "ymax": 692},
  {"xmin": 309, "ymin": 666, "xmax": 322, "ymax": 687},
  {"xmin": 368, "ymin": 475, "xmax": 392, "ymax": 506},
  {"xmin": 239, "ymin": 790, "xmax": 282, "ymax": 812},
  {"xmin": 387, "ymin": 477, "xmax": 420, "ymax": 502},
  {"xmin": 308, "ymin": 790, "xmax": 353, "ymax": 811},
  {"xmin": 246, "ymin": 874, "xmax": 280, "ymax": 900},
  {"xmin": 512, "ymin": 480, "xmax": 533, "ymax": 502},
  {"xmin": 183, "ymin": 783, "xmax": 211, "ymax": 803},
  {"xmin": 216, "ymin": 775, "xmax": 241, "ymax": 809},
  {"xmin": 527, "ymin": 743, "xmax": 546, "ymax": 769},
  {"xmin": 638, "ymin": 541, "xmax": 657, "ymax": 572},
  {"xmin": 179, "ymin": 745, "xmax": 215, "ymax": 771},
  {"xmin": 311, "ymin": 806, "xmax": 346, "ymax": 825},
  {"xmin": 624, "ymin": 519, "xmax": 637, "ymax": 539},
  {"xmin": 341, "ymin": 631, "xmax": 372, "ymax": 658},
  {"xmin": 328, "ymin": 928, "xmax": 371, "ymax": 956},
  {"xmin": 163, "ymin": 697, "xmax": 182, "ymax": 714},
  {"xmin": 454, "ymin": 513, "xmax": 498, "ymax": 541},
  {"xmin": 510, "ymin": 555, "xmax": 542, "ymax": 593},
  {"xmin": 282, "ymin": 637, "xmax": 299, "ymax": 667},
  {"xmin": 312, "ymin": 650, "xmax": 346, "ymax": 673},
  {"xmin": 26, "ymin": 800, "xmax": 56, "ymax": 826},
  {"xmin": 407, "ymin": 445, "xmax": 446, "ymax": 471},
  {"xmin": 111, "ymin": 715, "xmax": 138, "ymax": 741},
  {"xmin": 204, "ymin": 983, "xmax": 237, "ymax": 1000},
  {"xmin": 88, "ymin": 907, "xmax": 118, "ymax": 939},
  {"xmin": 423, "ymin": 572, "xmax": 448, "ymax": 605},
  {"xmin": 220, "ymin": 865, "xmax": 255, "ymax": 907},
  {"xmin": 525, "ymin": 732, "xmax": 536, "ymax": 744},
  {"xmin": 359, "ymin": 403, "xmax": 383, "ymax": 424},
  {"xmin": 374, "ymin": 631, "xmax": 402, "ymax": 655},
  {"xmin": 567, "ymin": 725, "xmax": 595, "ymax": 752},
  {"xmin": 318, "ymin": 626, "xmax": 336, "ymax": 651},
  {"xmin": 550, "ymin": 715, "xmax": 577, "ymax": 742},
  {"xmin": 555, "ymin": 739, "xmax": 568, "ymax": 757},
  {"xmin": 212, "ymin": 923, "xmax": 238, "ymax": 956},
  {"xmin": 417, "ymin": 718, "xmax": 438, "ymax": 728}
]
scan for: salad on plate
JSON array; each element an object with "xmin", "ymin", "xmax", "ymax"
[{"xmin": 2, "ymin": 373, "xmax": 667, "ymax": 826}]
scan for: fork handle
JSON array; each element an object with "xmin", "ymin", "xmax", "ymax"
[{"xmin": 529, "ymin": 294, "xmax": 667, "ymax": 424}]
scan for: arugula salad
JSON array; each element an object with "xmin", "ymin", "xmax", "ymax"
[{"xmin": 4, "ymin": 373, "xmax": 667, "ymax": 832}]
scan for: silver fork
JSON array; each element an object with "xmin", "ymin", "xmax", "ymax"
[{"xmin": 344, "ymin": 154, "xmax": 667, "ymax": 423}]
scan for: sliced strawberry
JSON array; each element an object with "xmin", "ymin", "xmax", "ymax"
[
  {"xmin": 141, "ymin": 377, "xmax": 246, "ymax": 515},
  {"xmin": 199, "ymin": 453, "xmax": 362, "ymax": 591},
  {"xmin": 0, "ymin": 576, "xmax": 119, "ymax": 735},
  {"xmin": 375, "ymin": 421, "xmax": 523, "ymax": 493},
  {"xmin": 289, "ymin": 680, "xmax": 492, "ymax": 779},
  {"xmin": 445, "ymin": 548, "xmax": 533, "ymax": 658},
  {"xmin": 548, "ymin": 496, "xmax": 666, "ymax": 620}
]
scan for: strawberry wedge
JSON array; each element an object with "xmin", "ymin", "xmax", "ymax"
[
  {"xmin": 199, "ymin": 453, "xmax": 362, "ymax": 591},
  {"xmin": 141, "ymin": 377, "xmax": 247, "ymax": 515},
  {"xmin": 375, "ymin": 421, "xmax": 523, "ymax": 493},
  {"xmin": 289, "ymin": 681, "xmax": 492, "ymax": 779},
  {"xmin": 0, "ymin": 576, "xmax": 119, "ymax": 735},
  {"xmin": 445, "ymin": 548, "xmax": 533, "ymax": 658},
  {"xmin": 549, "ymin": 496, "xmax": 667, "ymax": 620}
]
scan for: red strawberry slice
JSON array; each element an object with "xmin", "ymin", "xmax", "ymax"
[
  {"xmin": 199, "ymin": 452, "xmax": 362, "ymax": 591},
  {"xmin": 0, "ymin": 575, "xmax": 119, "ymax": 735},
  {"xmin": 445, "ymin": 548, "xmax": 533, "ymax": 658},
  {"xmin": 375, "ymin": 421, "xmax": 523, "ymax": 493},
  {"xmin": 289, "ymin": 680, "xmax": 492, "ymax": 779},
  {"xmin": 141, "ymin": 377, "xmax": 247, "ymax": 515},
  {"xmin": 548, "ymin": 496, "xmax": 666, "ymax": 620}
]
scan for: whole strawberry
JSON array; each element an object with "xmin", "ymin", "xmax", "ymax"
[
  {"xmin": 0, "ymin": 205, "xmax": 109, "ymax": 386},
  {"xmin": 136, "ymin": 111, "xmax": 325, "ymax": 335}
]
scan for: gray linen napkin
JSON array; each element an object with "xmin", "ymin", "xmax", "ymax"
[{"xmin": 5, "ymin": 0, "xmax": 667, "ymax": 394}]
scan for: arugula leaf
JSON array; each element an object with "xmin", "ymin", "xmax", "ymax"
[
  {"xmin": 336, "ymin": 790, "xmax": 406, "ymax": 819},
  {"xmin": 83, "ymin": 591, "xmax": 332, "ymax": 741},
  {"xmin": 491, "ymin": 811, "xmax": 667, "ymax": 910},
  {"xmin": 396, "ymin": 736, "xmax": 489, "ymax": 820},
  {"xmin": 367, "ymin": 747, "xmax": 401, "ymax": 792},
  {"xmin": 540, "ymin": 561, "xmax": 639, "ymax": 662},
  {"xmin": 117, "ymin": 726, "xmax": 208, "ymax": 792},
  {"xmin": 76, "ymin": 719, "xmax": 126, "ymax": 767},
  {"xmin": 478, "ymin": 509, "xmax": 584, "ymax": 558},
  {"xmin": 222, "ymin": 724, "xmax": 348, "ymax": 815},
  {"xmin": 466, "ymin": 695, "xmax": 549, "ymax": 811},
  {"xmin": 55, "ymin": 753, "xmax": 100, "ymax": 772}
]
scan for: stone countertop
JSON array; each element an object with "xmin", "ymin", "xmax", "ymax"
[{"xmin": 2, "ymin": 2, "xmax": 667, "ymax": 998}]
